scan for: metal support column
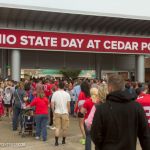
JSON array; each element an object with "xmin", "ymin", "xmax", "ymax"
[
  {"xmin": 11, "ymin": 50, "xmax": 21, "ymax": 81},
  {"xmin": 137, "ymin": 55, "xmax": 145, "ymax": 82}
]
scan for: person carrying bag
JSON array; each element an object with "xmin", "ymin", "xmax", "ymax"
[{"xmin": 12, "ymin": 82, "xmax": 25, "ymax": 131}]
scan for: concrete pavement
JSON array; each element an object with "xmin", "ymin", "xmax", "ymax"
[{"xmin": 0, "ymin": 117, "xmax": 142, "ymax": 150}]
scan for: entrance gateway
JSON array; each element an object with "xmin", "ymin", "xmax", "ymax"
[{"xmin": 0, "ymin": 29, "xmax": 148, "ymax": 82}]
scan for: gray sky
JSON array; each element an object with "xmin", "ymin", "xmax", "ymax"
[{"xmin": 0, "ymin": 0, "xmax": 150, "ymax": 19}]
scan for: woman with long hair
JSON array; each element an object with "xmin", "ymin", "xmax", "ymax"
[
  {"xmin": 80, "ymin": 87, "xmax": 98, "ymax": 150},
  {"xmin": 85, "ymin": 83, "xmax": 108, "ymax": 150},
  {"xmin": 74, "ymin": 81, "xmax": 91, "ymax": 145},
  {"xmin": 86, "ymin": 83, "xmax": 108, "ymax": 128}
]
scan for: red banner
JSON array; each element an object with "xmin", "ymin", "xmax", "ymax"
[{"xmin": 0, "ymin": 28, "xmax": 150, "ymax": 54}]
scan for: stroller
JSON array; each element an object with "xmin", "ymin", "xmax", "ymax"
[{"xmin": 19, "ymin": 108, "xmax": 35, "ymax": 137}]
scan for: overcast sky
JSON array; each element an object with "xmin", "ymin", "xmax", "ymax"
[{"xmin": 0, "ymin": 0, "xmax": 150, "ymax": 19}]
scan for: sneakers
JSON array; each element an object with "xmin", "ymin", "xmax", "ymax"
[
  {"xmin": 80, "ymin": 138, "xmax": 85, "ymax": 145},
  {"xmin": 35, "ymin": 136, "xmax": 47, "ymax": 142},
  {"xmin": 35, "ymin": 136, "xmax": 40, "ymax": 140},
  {"xmin": 50, "ymin": 126, "xmax": 56, "ymax": 130},
  {"xmin": 47, "ymin": 125, "xmax": 56, "ymax": 130}
]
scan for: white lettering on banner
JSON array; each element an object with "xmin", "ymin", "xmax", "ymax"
[
  {"xmin": 42, "ymin": 37, "xmax": 50, "ymax": 46},
  {"xmin": 0, "ymin": 34, "xmax": 6, "ymax": 44},
  {"xmin": 0, "ymin": 34, "xmax": 16, "ymax": 45},
  {"xmin": 94, "ymin": 40, "xmax": 101, "ymax": 49},
  {"xmin": 51, "ymin": 37, "xmax": 57, "ymax": 47},
  {"xmin": 125, "ymin": 42, "xmax": 132, "ymax": 50},
  {"xmin": 132, "ymin": 42, "xmax": 138, "ymax": 50},
  {"xmin": 61, "ymin": 38, "xmax": 69, "ymax": 47},
  {"xmin": 87, "ymin": 40, "xmax": 95, "ymax": 48},
  {"xmin": 103, "ymin": 41, "xmax": 139, "ymax": 50},
  {"xmin": 61, "ymin": 38, "xmax": 84, "ymax": 48},
  {"xmin": 20, "ymin": 36, "xmax": 58, "ymax": 47},
  {"xmin": 7, "ymin": 35, "xmax": 16, "ymax": 45},
  {"xmin": 3, "ymin": 35, "xmax": 6, "ymax": 44},
  {"xmin": 104, "ymin": 41, "xmax": 111, "ymax": 49},
  {"xmin": 87, "ymin": 40, "xmax": 101, "ymax": 49},
  {"xmin": 69, "ymin": 39, "xmax": 78, "ymax": 48},
  {"xmin": 118, "ymin": 41, "xmax": 124, "ymax": 50},
  {"xmin": 141, "ymin": 42, "xmax": 150, "ymax": 51},
  {"xmin": 143, "ymin": 106, "xmax": 150, "ymax": 116},
  {"xmin": 77, "ymin": 39, "xmax": 84, "ymax": 48},
  {"xmin": 35, "ymin": 36, "xmax": 44, "ymax": 46},
  {"xmin": 111, "ymin": 41, "xmax": 117, "ymax": 49},
  {"xmin": 20, "ymin": 36, "xmax": 28, "ymax": 45},
  {"xmin": 2, "ymin": 29, "xmax": 150, "ymax": 53},
  {"xmin": 28, "ymin": 36, "xmax": 36, "ymax": 46}
]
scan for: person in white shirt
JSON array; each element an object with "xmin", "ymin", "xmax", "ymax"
[{"xmin": 51, "ymin": 81, "xmax": 71, "ymax": 146}]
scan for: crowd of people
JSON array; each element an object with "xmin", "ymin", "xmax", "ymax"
[{"xmin": 0, "ymin": 75, "xmax": 150, "ymax": 150}]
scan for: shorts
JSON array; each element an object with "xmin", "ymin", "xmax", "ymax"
[
  {"xmin": 4, "ymin": 104, "xmax": 12, "ymax": 108},
  {"xmin": 54, "ymin": 113, "xmax": 69, "ymax": 130},
  {"xmin": 78, "ymin": 112, "xmax": 84, "ymax": 118}
]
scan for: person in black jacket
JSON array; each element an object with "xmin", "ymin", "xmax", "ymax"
[{"xmin": 91, "ymin": 74, "xmax": 150, "ymax": 150}]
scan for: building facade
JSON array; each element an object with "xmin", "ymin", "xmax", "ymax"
[{"xmin": 0, "ymin": 0, "xmax": 150, "ymax": 81}]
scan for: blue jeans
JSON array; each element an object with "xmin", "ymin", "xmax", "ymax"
[
  {"xmin": 84, "ymin": 124, "xmax": 91, "ymax": 150},
  {"xmin": 35, "ymin": 115, "xmax": 48, "ymax": 141},
  {"xmin": 12, "ymin": 105, "xmax": 22, "ymax": 130},
  {"xmin": 70, "ymin": 101, "xmax": 75, "ymax": 115}
]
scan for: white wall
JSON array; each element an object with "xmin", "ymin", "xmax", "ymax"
[{"xmin": 0, "ymin": 0, "xmax": 150, "ymax": 20}]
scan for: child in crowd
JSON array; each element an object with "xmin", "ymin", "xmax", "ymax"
[{"xmin": 22, "ymin": 94, "xmax": 30, "ymax": 108}]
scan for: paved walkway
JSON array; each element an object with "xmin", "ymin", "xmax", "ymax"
[{"xmin": 0, "ymin": 117, "xmax": 142, "ymax": 150}]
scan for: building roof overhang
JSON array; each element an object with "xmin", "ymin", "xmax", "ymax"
[{"xmin": 0, "ymin": 7, "xmax": 150, "ymax": 37}]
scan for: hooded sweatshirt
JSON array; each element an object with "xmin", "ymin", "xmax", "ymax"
[{"xmin": 91, "ymin": 90, "xmax": 150, "ymax": 150}]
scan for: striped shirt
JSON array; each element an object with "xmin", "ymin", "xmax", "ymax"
[{"xmin": 137, "ymin": 94, "xmax": 150, "ymax": 127}]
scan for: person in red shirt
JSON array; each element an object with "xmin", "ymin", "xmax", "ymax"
[
  {"xmin": 74, "ymin": 91, "xmax": 86, "ymax": 113},
  {"xmin": 81, "ymin": 97, "xmax": 94, "ymax": 121},
  {"xmin": 44, "ymin": 80, "xmax": 51, "ymax": 98},
  {"xmin": 75, "ymin": 81, "xmax": 91, "ymax": 145},
  {"xmin": 136, "ymin": 83, "xmax": 150, "ymax": 127},
  {"xmin": 27, "ymin": 87, "xmax": 48, "ymax": 141},
  {"xmin": 44, "ymin": 79, "xmax": 57, "ymax": 129},
  {"xmin": 32, "ymin": 81, "xmax": 36, "ymax": 90},
  {"xmin": 81, "ymin": 88, "xmax": 97, "ymax": 150}
]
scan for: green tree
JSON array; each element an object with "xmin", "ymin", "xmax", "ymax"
[{"xmin": 60, "ymin": 68, "xmax": 81, "ymax": 79}]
